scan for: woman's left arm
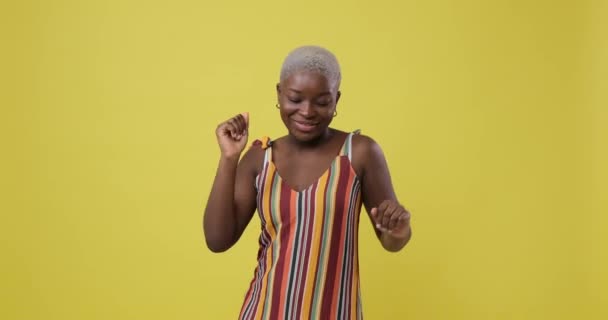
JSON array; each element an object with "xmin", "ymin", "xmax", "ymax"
[{"xmin": 353, "ymin": 135, "xmax": 412, "ymax": 252}]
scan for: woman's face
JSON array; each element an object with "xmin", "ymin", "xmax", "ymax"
[{"xmin": 277, "ymin": 71, "xmax": 341, "ymax": 142}]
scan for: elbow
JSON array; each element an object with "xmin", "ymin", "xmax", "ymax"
[
  {"xmin": 206, "ymin": 242, "xmax": 230, "ymax": 253},
  {"xmin": 203, "ymin": 231, "xmax": 234, "ymax": 253}
]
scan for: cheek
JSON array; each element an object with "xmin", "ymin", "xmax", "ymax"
[
  {"xmin": 279, "ymin": 103, "xmax": 300, "ymax": 116},
  {"xmin": 322, "ymin": 108, "xmax": 336, "ymax": 120},
  {"xmin": 278, "ymin": 108, "xmax": 292, "ymax": 125}
]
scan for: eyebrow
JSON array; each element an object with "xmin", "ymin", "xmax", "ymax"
[{"xmin": 288, "ymin": 88, "xmax": 331, "ymax": 96}]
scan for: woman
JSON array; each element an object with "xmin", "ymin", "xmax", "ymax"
[{"xmin": 204, "ymin": 46, "xmax": 412, "ymax": 319}]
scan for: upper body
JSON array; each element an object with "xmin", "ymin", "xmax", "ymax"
[
  {"xmin": 203, "ymin": 45, "xmax": 412, "ymax": 318},
  {"xmin": 228, "ymin": 128, "xmax": 410, "ymax": 249}
]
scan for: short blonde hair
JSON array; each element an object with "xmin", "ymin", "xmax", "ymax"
[{"xmin": 279, "ymin": 45, "xmax": 341, "ymax": 90}]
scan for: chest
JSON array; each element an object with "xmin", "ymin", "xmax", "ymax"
[
  {"xmin": 257, "ymin": 152, "xmax": 363, "ymax": 232},
  {"xmin": 272, "ymin": 151, "xmax": 339, "ymax": 192}
]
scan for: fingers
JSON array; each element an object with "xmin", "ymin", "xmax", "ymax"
[
  {"xmin": 235, "ymin": 114, "xmax": 247, "ymax": 133},
  {"xmin": 381, "ymin": 202, "xmax": 398, "ymax": 228},
  {"xmin": 372, "ymin": 200, "xmax": 410, "ymax": 234},
  {"xmin": 220, "ymin": 114, "xmax": 248, "ymax": 141},
  {"xmin": 370, "ymin": 207, "xmax": 378, "ymax": 227},
  {"xmin": 242, "ymin": 112, "xmax": 249, "ymax": 128},
  {"xmin": 372, "ymin": 201, "xmax": 388, "ymax": 229},
  {"xmin": 371, "ymin": 207, "xmax": 384, "ymax": 231},
  {"xmin": 229, "ymin": 116, "xmax": 245, "ymax": 138},
  {"xmin": 391, "ymin": 210, "xmax": 411, "ymax": 233},
  {"xmin": 372, "ymin": 200, "xmax": 391, "ymax": 231},
  {"xmin": 388, "ymin": 210, "xmax": 400, "ymax": 230}
]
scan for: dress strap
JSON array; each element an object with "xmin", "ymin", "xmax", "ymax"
[
  {"xmin": 251, "ymin": 136, "xmax": 273, "ymax": 165},
  {"xmin": 263, "ymin": 145, "xmax": 272, "ymax": 165},
  {"xmin": 340, "ymin": 129, "xmax": 361, "ymax": 161}
]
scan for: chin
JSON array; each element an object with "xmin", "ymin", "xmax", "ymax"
[
  {"xmin": 290, "ymin": 130, "xmax": 316, "ymax": 141},
  {"xmin": 289, "ymin": 127, "xmax": 327, "ymax": 143}
]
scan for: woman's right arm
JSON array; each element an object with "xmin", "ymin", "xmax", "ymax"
[{"xmin": 203, "ymin": 113, "xmax": 260, "ymax": 252}]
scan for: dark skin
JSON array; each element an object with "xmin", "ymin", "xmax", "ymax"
[{"xmin": 203, "ymin": 71, "xmax": 412, "ymax": 253}]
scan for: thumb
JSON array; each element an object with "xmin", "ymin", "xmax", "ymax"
[
  {"xmin": 241, "ymin": 112, "xmax": 249, "ymax": 129},
  {"xmin": 370, "ymin": 207, "xmax": 377, "ymax": 216}
]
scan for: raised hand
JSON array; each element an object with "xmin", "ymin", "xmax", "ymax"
[{"xmin": 215, "ymin": 112, "xmax": 249, "ymax": 159}]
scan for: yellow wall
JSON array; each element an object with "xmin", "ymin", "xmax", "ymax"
[{"xmin": 2, "ymin": 0, "xmax": 606, "ymax": 319}]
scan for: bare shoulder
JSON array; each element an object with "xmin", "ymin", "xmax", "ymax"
[
  {"xmin": 239, "ymin": 138, "xmax": 267, "ymax": 176},
  {"xmin": 351, "ymin": 133, "xmax": 384, "ymax": 176},
  {"xmin": 352, "ymin": 133, "xmax": 382, "ymax": 156}
]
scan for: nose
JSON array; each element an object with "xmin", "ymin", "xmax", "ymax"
[{"xmin": 299, "ymin": 101, "xmax": 315, "ymax": 118}]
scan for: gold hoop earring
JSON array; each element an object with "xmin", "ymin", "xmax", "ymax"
[
  {"xmin": 333, "ymin": 110, "xmax": 338, "ymax": 117},
  {"xmin": 276, "ymin": 103, "xmax": 280, "ymax": 109}
]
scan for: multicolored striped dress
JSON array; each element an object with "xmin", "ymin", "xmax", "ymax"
[{"xmin": 239, "ymin": 131, "xmax": 364, "ymax": 320}]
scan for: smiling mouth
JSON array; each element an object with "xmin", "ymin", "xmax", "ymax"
[{"xmin": 292, "ymin": 119, "xmax": 319, "ymax": 132}]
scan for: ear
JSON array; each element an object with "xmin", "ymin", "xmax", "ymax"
[
  {"xmin": 276, "ymin": 83, "xmax": 281, "ymax": 101},
  {"xmin": 336, "ymin": 90, "xmax": 341, "ymax": 105}
]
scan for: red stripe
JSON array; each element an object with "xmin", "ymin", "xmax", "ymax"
[{"xmin": 269, "ymin": 182, "xmax": 293, "ymax": 318}]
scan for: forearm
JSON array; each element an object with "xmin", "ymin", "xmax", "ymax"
[
  {"xmin": 380, "ymin": 226, "xmax": 412, "ymax": 252},
  {"xmin": 203, "ymin": 156, "xmax": 239, "ymax": 252}
]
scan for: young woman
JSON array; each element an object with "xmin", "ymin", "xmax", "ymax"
[{"xmin": 204, "ymin": 46, "xmax": 412, "ymax": 319}]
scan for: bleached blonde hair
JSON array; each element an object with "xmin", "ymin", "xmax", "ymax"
[{"xmin": 279, "ymin": 45, "xmax": 342, "ymax": 90}]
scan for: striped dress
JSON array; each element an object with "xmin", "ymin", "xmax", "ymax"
[{"xmin": 239, "ymin": 131, "xmax": 363, "ymax": 320}]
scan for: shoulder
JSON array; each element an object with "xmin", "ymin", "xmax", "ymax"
[
  {"xmin": 352, "ymin": 133, "xmax": 383, "ymax": 158},
  {"xmin": 239, "ymin": 137, "xmax": 269, "ymax": 175},
  {"xmin": 351, "ymin": 133, "xmax": 386, "ymax": 176}
]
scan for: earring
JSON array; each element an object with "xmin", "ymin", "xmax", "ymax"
[
  {"xmin": 333, "ymin": 110, "xmax": 338, "ymax": 117},
  {"xmin": 276, "ymin": 103, "xmax": 280, "ymax": 109}
]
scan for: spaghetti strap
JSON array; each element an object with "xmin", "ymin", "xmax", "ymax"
[
  {"xmin": 263, "ymin": 145, "xmax": 272, "ymax": 166},
  {"xmin": 340, "ymin": 130, "xmax": 361, "ymax": 161},
  {"xmin": 251, "ymin": 136, "xmax": 273, "ymax": 165}
]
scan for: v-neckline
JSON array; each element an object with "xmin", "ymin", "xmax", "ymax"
[{"xmin": 268, "ymin": 155, "xmax": 343, "ymax": 193}]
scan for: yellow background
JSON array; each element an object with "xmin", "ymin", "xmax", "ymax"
[{"xmin": 1, "ymin": 0, "xmax": 606, "ymax": 319}]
